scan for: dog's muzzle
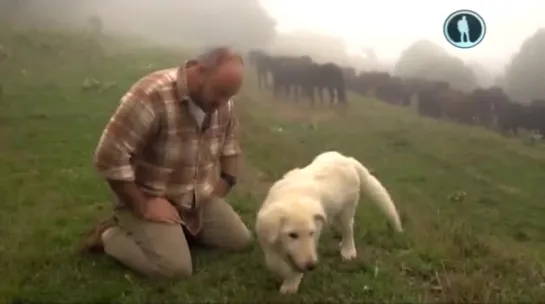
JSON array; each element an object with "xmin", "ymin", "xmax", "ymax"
[{"xmin": 286, "ymin": 253, "xmax": 317, "ymax": 272}]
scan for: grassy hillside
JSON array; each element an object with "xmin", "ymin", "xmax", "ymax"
[{"xmin": 1, "ymin": 28, "xmax": 545, "ymax": 303}]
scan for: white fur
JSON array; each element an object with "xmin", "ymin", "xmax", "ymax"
[{"xmin": 255, "ymin": 151, "xmax": 403, "ymax": 294}]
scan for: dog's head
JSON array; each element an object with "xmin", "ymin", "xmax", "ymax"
[{"xmin": 256, "ymin": 200, "xmax": 326, "ymax": 273}]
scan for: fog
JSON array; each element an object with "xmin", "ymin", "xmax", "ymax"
[{"xmin": 2, "ymin": 0, "xmax": 545, "ymax": 96}]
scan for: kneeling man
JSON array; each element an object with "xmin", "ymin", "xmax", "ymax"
[{"xmin": 80, "ymin": 47, "xmax": 251, "ymax": 279}]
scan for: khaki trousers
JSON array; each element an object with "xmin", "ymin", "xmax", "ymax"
[{"xmin": 102, "ymin": 197, "xmax": 252, "ymax": 278}]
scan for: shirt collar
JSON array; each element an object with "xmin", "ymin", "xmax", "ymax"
[
  {"xmin": 175, "ymin": 65, "xmax": 190, "ymax": 102},
  {"xmin": 187, "ymin": 96, "xmax": 206, "ymax": 129},
  {"xmin": 176, "ymin": 65, "xmax": 208, "ymax": 128}
]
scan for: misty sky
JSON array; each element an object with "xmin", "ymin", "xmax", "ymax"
[{"xmin": 259, "ymin": 0, "xmax": 545, "ymax": 71}]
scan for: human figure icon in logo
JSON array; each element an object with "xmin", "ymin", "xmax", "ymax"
[
  {"xmin": 444, "ymin": 10, "xmax": 486, "ymax": 49},
  {"xmin": 457, "ymin": 15, "xmax": 470, "ymax": 43}
]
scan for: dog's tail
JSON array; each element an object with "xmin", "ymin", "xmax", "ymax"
[{"xmin": 349, "ymin": 157, "xmax": 403, "ymax": 232}]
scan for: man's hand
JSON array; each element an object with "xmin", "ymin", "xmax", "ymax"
[
  {"xmin": 106, "ymin": 180, "xmax": 182, "ymax": 225},
  {"xmin": 212, "ymin": 179, "xmax": 230, "ymax": 197},
  {"xmin": 136, "ymin": 197, "xmax": 182, "ymax": 224},
  {"xmin": 215, "ymin": 156, "xmax": 238, "ymax": 198}
]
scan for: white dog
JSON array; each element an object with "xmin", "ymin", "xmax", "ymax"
[{"xmin": 255, "ymin": 151, "xmax": 403, "ymax": 294}]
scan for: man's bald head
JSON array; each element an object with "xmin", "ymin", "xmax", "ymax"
[
  {"xmin": 195, "ymin": 46, "xmax": 244, "ymax": 71},
  {"xmin": 185, "ymin": 47, "xmax": 244, "ymax": 113}
]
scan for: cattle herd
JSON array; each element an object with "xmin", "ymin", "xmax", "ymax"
[
  {"xmin": 248, "ymin": 50, "xmax": 347, "ymax": 107},
  {"xmin": 247, "ymin": 49, "xmax": 545, "ymax": 137}
]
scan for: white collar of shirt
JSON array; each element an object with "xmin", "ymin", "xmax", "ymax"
[
  {"xmin": 180, "ymin": 65, "xmax": 206, "ymax": 128},
  {"xmin": 186, "ymin": 97, "xmax": 206, "ymax": 129}
]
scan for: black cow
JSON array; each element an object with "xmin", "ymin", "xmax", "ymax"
[
  {"xmin": 306, "ymin": 62, "xmax": 347, "ymax": 106},
  {"xmin": 352, "ymin": 72, "xmax": 391, "ymax": 96},
  {"xmin": 374, "ymin": 76, "xmax": 412, "ymax": 107},
  {"xmin": 415, "ymin": 81, "xmax": 450, "ymax": 118},
  {"xmin": 470, "ymin": 87, "xmax": 510, "ymax": 127},
  {"xmin": 528, "ymin": 100, "xmax": 545, "ymax": 135},
  {"xmin": 268, "ymin": 55, "xmax": 313, "ymax": 101},
  {"xmin": 248, "ymin": 49, "xmax": 273, "ymax": 90},
  {"xmin": 497, "ymin": 101, "xmax": 529, "ymax": 135}
]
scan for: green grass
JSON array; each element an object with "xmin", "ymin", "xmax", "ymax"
[{"xmin": 1, "ymin": 27, "xmax": 545, "ymax": 303}]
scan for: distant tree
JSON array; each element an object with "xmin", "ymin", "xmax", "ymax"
[
  {"xmin": 175, "ymin": 0, "xmax": 277, "ymax": 50},
  {"xmin": 0, "ymin": 0, "xmax": 85, "ymax": 26},
  {"xmin": 0, "ymin": 0, "xmax": 277, "ymax": 50},
  {"xmin": 0, "ymin": 0, "xmax": 27, "ymax": 22},
  {"xmin": 493, "ymin": 74, "xmax": 506, "ymax": 88},
  {"xmin": 267, "ymin": 31, "xmax": 347, "ymax": 63},
  {"xmin": 88, "ymin": 15, "xmax": 103, "ymax": 36},
  {"xmin": 393, "ymin": 40, "xmax": 477, "ymax": 92},
  {"xmin": 468, "ymin": 61, "xmax": 495, "ymax": 88},
  {"xmin": 503, "ymin": 28, "xmax": 545, "ymax": 104}
]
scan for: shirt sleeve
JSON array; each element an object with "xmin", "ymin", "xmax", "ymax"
[
  {"xmin": 221, "ymin": 100, "xmax": 241, "ymax": 158},
  {"xmin": 93, "ymin": 90, "xmax": 158, "ymax": 181}
]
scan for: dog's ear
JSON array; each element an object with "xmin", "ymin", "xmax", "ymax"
[
  {"xmin": 256, "ymin": 208, "xmax": 286, "ymax": 244},
  {"xmin": 313, "ymin": 212, "xmax": 326, "ymax": 225}
]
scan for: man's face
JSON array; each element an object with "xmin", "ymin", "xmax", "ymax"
[{"xmin": 193, "ymin": 61, "xmax": 243, "ymax": 113}]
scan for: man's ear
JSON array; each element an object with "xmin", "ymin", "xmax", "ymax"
[
  {"xmin": 256, "ymin": 208, "xmax": 286, "ymax": 245},
  {"xmin": 186, "ymin": 59, "xmax": 211, "ymax": 74},
  {"xmin": 185, "ymin": 59, "xmax": 199, "ymax": 68},
  {"xmin": 197, "ymin": 63, "xmax": 210, "ymax": 75}
]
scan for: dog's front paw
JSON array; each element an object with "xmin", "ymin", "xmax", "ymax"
[
  {"xmin": 279, "ymin": 274, "xmax": 303, "ymax": 294},
  {"xmin": 339, "ymin": 242, "xmax": 357, "ymax": 261},
  {"xmin": 279, "ymin": 282, "xmax": 300, "ymax": 294}
]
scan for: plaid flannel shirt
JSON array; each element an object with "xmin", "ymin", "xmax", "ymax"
[{"xmin": 94, "ymin": 67, "xmax": 241, "ymax": 235}]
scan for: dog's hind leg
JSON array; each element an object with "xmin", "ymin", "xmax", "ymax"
[
  {"xmin": 337, "ymin": 199, "xmax": 358, "ymax": 261},
  {"xmin": 329, "ymin": 216, "xmax": 342, "ymax": 239}
]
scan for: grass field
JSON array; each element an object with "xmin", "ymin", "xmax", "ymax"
[{"xmin": 1, "ymin": 27, "xmax": 545, "ymax": 303}]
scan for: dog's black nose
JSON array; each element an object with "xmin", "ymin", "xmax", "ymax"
[{"xmin": 305, "ymin": 262, "xmax": 317, "ymax": 271}]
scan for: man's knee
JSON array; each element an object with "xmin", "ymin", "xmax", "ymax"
[
  {"xmin": 198, "ymin": 197, "xmax": 253, "ymax": 251},
  {"xmin": 111, "ymin": 210, "xmax": 194, "ymax": 280},
  {"xmin": 153, "ymin": 257, "xmax": 193, "ymax": 279},
  {"xmin": 229, "ymin": 225, "xmax": 253, "ymax": 252},
  {"xmin": 147, "ymin": 239, "xmax": 194, "ymax": 279}
]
